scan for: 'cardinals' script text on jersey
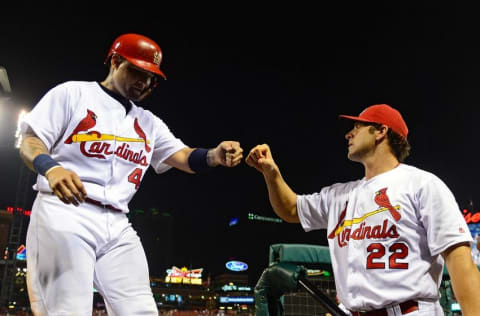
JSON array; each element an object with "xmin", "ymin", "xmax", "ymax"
[{"xmin": 21, "ymin": 81, "xmax": 186, "ymax": 212}]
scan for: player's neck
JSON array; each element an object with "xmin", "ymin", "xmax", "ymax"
[
  {"xmin": 98, "ymin": 81, "xmax": 132, "ymax": 114},
  {"xmin": 362, "ymin": 151, "xmax": 400, "ymax": 180},
  {"xmin": 100, "ymin": 80, "xmax": 117, "ymax": 94}
]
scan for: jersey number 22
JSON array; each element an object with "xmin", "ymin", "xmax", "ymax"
[{"xmin": 366, "ymin": 242, "xmax": 409, "ymax": 269}]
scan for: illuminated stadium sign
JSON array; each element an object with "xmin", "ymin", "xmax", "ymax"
[
  {"xmin": 248, "ymin": 213, "xmax": 282, "ymax": 223},
  {"xmin": 463, "ymin": 208, "xmax": 480, "ymax": 265},
  {"xmin": 221, "ymin": 284, "xmax": 252, "ymax": 292},
  {"xmin": 463, "ymin": 209, "xmax": 480, "ymax": 224},
  {"xmin": 16, "ymin": 244, "xmax": 26, "ymax": 261},
  {"xmin": 165, "ymin": 266, "xmax": 203, "ymax": 285},
  {"xmin": 226, "ymin": 260, "xmax": 248, "ymax": 272},
  {"xmin": 5, "ymin": 206, "xmax": 31, "ymax": 216},
  {"xmin": 219, "ymin": 296, "xmax": 254, "ymax": 304}
]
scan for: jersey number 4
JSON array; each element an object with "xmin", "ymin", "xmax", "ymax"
[
  {"xmin": 366, "ymin": 242, "xmax": 409, "ymax": 269},
  {"xmin": 128, "ymin": 168, "xmax": 143, "ymax": 189}
]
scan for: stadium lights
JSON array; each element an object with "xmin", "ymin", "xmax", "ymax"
[
  {"xmin": 14, "ymin": 109, "xmax": 27, "ymax": 148},
  {"xmin": 0, "ymin": 66, "xmax": 11, "ymax": 94}
]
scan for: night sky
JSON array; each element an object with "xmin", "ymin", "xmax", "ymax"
[{"xmin": 1, "ymin": 5, "xmax": 480, "ymax": 284}]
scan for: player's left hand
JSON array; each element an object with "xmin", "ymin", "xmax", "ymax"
[{"xmin": 209, "ymin": 141, "xmax": 243, "ymax": 167}]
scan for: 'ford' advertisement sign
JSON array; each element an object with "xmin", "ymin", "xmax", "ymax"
[{"xmin": 226, "ymin": 260, "xmax": 248, "ymax": 272}]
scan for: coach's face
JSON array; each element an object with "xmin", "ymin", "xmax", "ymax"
[
  {"xmin": 345, "ymin": 121, "xmax": 376, "ymax": 162},
  {"xmin": 113, "ymin": 59, "xmax": 154, "ymax": 101}
]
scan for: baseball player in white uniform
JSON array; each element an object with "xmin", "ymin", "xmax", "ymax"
[
  {"xmin": 19, "ymin": 33, "xmax": 243, "ymax": 315},
  {"xmin": 246, "ymin": 104, "xmax": 480, "ymax": 315}
]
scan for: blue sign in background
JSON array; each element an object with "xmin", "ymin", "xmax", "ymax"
[
  {"xmin": 226, "ymin": 260, "xmax": 248, "ymax": 272},
  {"xmin": 219, "ymin": 296, "xmax": 254, "ymax": 304}
]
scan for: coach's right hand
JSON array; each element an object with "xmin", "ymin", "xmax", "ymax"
[
  {"xmin": 245, "ymin": 144, "xmax": 280, "ymax": 178},
  {"xmin": 46, "ymin": 167, "xmax": 87, "ymax": 206}
]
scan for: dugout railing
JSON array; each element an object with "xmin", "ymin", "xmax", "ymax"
[{"xmin": 254, "ymin": 243, "xmax": 459, "ymax": 316}]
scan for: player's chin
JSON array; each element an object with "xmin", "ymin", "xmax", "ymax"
[
  {"xmin": 127, "ymin": 88, "xmax": 144, "ymax": 101},
  {"xmin": 346, "ymin": 148, "xmax": 353, "ymax": 158},
  {"xmin": 347, "ymin": 151, "xmax": 360, "ymax": 162}
]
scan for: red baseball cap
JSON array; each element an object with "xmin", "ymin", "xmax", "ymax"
[{"xmin": 339, "ymin": 104, "xmax": 408, "ymax": 138}]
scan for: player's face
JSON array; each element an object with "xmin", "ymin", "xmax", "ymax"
[
  {"xmin": 114, "ymin": 61, "xmax": 155, "ymax": 101},
  {"xmin": 345, "ymin": 122, "xmax": 377, "ymax": 162}
]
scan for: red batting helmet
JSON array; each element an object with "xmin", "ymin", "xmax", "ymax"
[{"xmin": 105, "ymin": 33, "xmax": 166, "ymax": 80}]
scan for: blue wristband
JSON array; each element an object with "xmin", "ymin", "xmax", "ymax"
[
  {"xmin": 188, "ymin": 148, "xmax": 214, "ymax": 174},
  {"xmin": 33, "ymin": 154, "xmax": 60, "ymax": 176}
]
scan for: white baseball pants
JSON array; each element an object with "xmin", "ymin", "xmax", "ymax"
[{"xmin": 26, "ymin": 192, "xmax": 158, "ymax": 316}]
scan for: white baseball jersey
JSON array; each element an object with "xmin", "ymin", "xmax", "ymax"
[
  {"xmin": 21, "ymin": 81, "xmax": 187, "ymax": 212},
  {"xmin": 297, "ymin": 164, "xmax": 472, "ymax": 311}
]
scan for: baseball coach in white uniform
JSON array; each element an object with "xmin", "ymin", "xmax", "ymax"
[
  {"xmin": 246, "ymin": 104, "xmax": 480, "ymax": 316},
  {"xmin": 19, "ymin": 33, "xmax": 243, "ymax": 316}
]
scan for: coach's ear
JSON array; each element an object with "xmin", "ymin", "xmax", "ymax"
[{"xmin": 375, "ymin": 124, "xmax": 389, "ymax": 142}]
